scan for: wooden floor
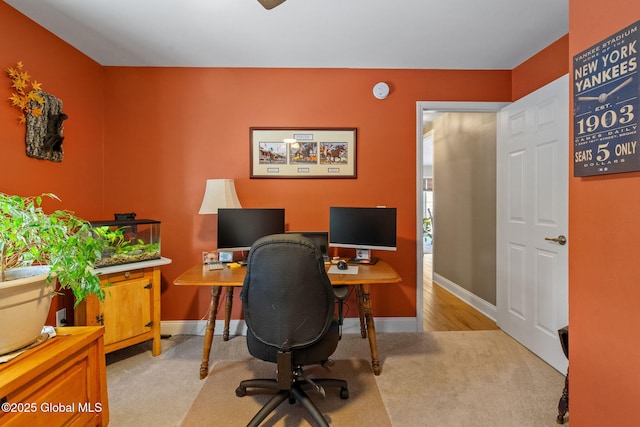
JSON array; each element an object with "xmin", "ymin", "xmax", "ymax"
[{"xmin": 422, "ymin": 254, "xmax": 499, "ymax": 331}]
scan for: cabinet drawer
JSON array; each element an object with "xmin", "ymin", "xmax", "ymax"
[{"xmin": 100, "ymin": 269, "xmax": 145, "ymax": 283}]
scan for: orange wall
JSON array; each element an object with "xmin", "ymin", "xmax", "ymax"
[
  {"xmin": 512, "ymin": 35, "xmax": 569, "ymax": 100},
  {"xmin": 569, "ymin": 3, "xmax": 640, "ymax": 425},
  {"xmin": 0, "ymin": 3, "xmax": 105, "ymax": 323},
  {"xmin": 0, "ymin": 3, "xmax": 104, "ymax": 212},
  {"xmin": 101, "ymin": 67, "xmax": 511, "ymax": 320}
]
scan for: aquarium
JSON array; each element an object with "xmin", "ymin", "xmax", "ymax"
[{"xmin": 90, "ymin": 219, "xmax": 161, "ymax": 268}]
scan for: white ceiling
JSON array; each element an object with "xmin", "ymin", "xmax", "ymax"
[{"xmin": 5, "ymin": 0, "xmax": 568, "ymax": 69}]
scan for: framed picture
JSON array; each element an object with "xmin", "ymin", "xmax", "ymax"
[
  {"xmin": 250, "ymin": 127, "xmax": 357, "ymax": 178},
  {"xmin": 573, "ymin": 20, "xmax": 639, "ymax": 176}
]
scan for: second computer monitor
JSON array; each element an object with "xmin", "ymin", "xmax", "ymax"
[
  {"xmin": 217, "ymin": 208, "xmax": 285, "ymax": 252},
  {"xmin": 329, "ymin": 206, "xmax": 397, "ymax": 264}
]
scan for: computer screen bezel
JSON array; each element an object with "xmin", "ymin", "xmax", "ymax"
[{"xmin": 217, "ymin": 208, "xmax": 285, "ymax": 252}]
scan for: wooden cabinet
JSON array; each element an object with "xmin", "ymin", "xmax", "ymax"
[
  {"xmin": 0, "ymin": 327, "xmax": 109, "ymax": 426},
  {"xmin": 75, "ymin": 258, "xmax": 171, "ymax": 356}
]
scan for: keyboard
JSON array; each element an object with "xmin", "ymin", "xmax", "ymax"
[{"xmin": 207, "ymin": 262, "xmax": 224, "ymax": 270}]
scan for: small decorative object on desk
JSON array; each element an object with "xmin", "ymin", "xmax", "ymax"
[{"xmin": 202, "ymin": 251, "xmax": 218, "ymax": 264}]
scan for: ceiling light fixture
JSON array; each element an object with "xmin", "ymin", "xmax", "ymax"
[{"xmin": 258, "ymin": 0, "xmax": 287, "ymax": 10}]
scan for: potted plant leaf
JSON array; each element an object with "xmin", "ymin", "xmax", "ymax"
[{"xmin": 0, "ymin": 192, "xmax": 106, "ymax": 354}]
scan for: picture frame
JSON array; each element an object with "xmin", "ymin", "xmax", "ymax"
[
  {"xmin": 250, "ymin": 127, "xmax": 357, "ymax": 178},
  {"xmin": 202, "ymin": 251, "xmax": 218, "ymax": 264},
  {"xmin": 572, "ymin": 20, "xmax": 639, "ymax": 176}
]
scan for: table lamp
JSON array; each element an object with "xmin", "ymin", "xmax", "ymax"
[
  {"xmin": 198, "ymin": 179, "xmax": 242, "ymax": 262},
  {"xmin": 198, "ymin": 179, "xmax": 242, "ymax": 214}
]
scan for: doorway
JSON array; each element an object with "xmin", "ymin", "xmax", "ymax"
[
  {"xmin": 421, "ymin": 129, "xmax": 434, "ymax": 324},
  {"xmin": 415, "ymin": 102, "xmax": 508, "ymax": 331}
]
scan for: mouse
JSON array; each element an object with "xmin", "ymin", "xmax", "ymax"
[{"xmin": 337, "ymin": 260, "xmax": 348, "ymax": 270}]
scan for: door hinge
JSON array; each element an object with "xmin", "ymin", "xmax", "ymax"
[
  {"xmin": 145, "ymin": 321, "xmax": 153, "ymax": 328},
  {"xmin": 144, "ymin": 283, "xmax": 153, "ymax": 289},
  {"xmin": 96, "ymin": 314, "xmax": 104, "ymax": 325}
]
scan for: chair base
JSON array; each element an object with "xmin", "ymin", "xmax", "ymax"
[{"xmin": 236, "ymin": 378, "xmax": 349, "ymax": 427}]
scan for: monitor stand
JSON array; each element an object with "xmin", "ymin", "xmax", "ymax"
[
  {"xmin": 348, "ymin": 249, "xmax": 378, "ymax": 265},
  {"xmin": 348, "ymin": 257, "xmax": 378, "ymax": 265}
]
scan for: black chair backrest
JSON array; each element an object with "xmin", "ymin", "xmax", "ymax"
[{"xmin": 241, "ymin": 233, "xmax": 334, "ymax": 352}]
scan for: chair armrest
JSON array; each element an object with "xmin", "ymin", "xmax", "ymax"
[{"xmin": 333, "ymin": 286, "xmax": 349, "ymax": 335}]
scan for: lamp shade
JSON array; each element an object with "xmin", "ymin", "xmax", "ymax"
[{"xmin": 198, "ymin": 179, "xmax": 242, "ymax": 214}]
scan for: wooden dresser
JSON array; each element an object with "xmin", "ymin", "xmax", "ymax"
[{"xmin": 0, "ymin": 326, "xmax": 109, "ymax": 426}]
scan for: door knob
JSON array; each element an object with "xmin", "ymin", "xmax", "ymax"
[{"xmin": 545, "ymin": 235, "xmax": 567, "ymax": 245}]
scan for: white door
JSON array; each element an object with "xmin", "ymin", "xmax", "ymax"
[{"xmin": 496, "ymin": 75, "xmax": 569, "ymax": 373}]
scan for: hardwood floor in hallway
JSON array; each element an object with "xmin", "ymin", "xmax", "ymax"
[{"xmin": 422, "ymin": 254, "xmax": 499, "ymax": 331}]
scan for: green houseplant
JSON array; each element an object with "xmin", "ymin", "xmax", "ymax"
[
  {"xmin": 0, "ymin": 192, "xmax": 107, "ymax": 354},
  {"xmin": 423, "ymin": 216, "xmax": 432, "ymax": 241},
  {"xmin": 0, "ymin": 192, "xmax": 106, "ymax": 301}
]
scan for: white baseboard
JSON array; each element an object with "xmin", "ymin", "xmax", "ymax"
[
  {"xmin": 432, "ymin": 273, "xmax": 497, "ymax": 321},
  {"xmin": 161, "ymin": 317, "xmax": 418, "ymax": 337}
]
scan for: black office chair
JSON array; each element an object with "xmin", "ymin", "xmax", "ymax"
[{"xmin": 236, "ymin": 234, "xmax": 349, "ymax": 427}]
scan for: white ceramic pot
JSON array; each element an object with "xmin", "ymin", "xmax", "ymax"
[{"xmin": 0, "ymin": 266, "xmax": 55, "ymax": 355}]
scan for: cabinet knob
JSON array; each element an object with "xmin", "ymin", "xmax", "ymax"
[{"xmin": 124, "ymin": 271, "xmax": 131, "ymax": 279}]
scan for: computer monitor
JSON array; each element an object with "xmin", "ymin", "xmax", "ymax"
[
  {"xmin": 329, "ymin": 207, "xmax": 397, "ymax": 264},
  {"xmin": 217, "ymin": 208, "xmax": 285, "ymax": 253},
  {"xmin": 286, "ymin": 231, "xmax": 330, "ymax": 261}
]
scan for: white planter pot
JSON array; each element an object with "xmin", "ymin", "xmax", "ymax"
[{"xmin": 0, "ymin": 266, "xmax": 55, "ymax": 355}]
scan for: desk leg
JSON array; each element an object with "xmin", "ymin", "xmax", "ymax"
[
  {"xmin": 354, "ymin": 285, "xmax": 367, "ymax": 338},
  {"xmin": 358, "ymin": 284, "xmax": 381, "ymax": 375},
  {"xmin": 223, "ymin": 287, "xmax": 234, "ymax": 341},
  {"xmin": 201, "ymin": 286, "xmax": 222, "ymax": 380}
]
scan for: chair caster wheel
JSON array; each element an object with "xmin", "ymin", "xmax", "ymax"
[
  {"xmin": 340, "ymin": 388, "xmax": 349, "ymax": 399},
  {"xmin": 236, "ymin": 386, "xmax": 246, "ymax": 397}
]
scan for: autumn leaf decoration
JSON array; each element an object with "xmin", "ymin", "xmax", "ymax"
[{"xmin": 6, "ymin": 61, "xmax": 45, "ymax": 124}]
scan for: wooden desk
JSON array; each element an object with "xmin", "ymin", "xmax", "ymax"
[{"xmin": 174, "ymin": 260, "xmax": 401, "ymax": 379}]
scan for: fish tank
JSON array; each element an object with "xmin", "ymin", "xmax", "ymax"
[{"xmin": 90, "ymin": 219, "xmax": 161, "ymax": 268}]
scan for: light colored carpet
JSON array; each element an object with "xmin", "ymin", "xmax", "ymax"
[
  {"xmin": 372, "ymin": 331, "xmax": 566, "ymax": 426},
  {"xmin": 182, "ymin": 359, "xmax": 390, "ymax": 426},
  {"xmin": 106, "ymin": 331, "xmax": 567, "ymax": 426}
]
